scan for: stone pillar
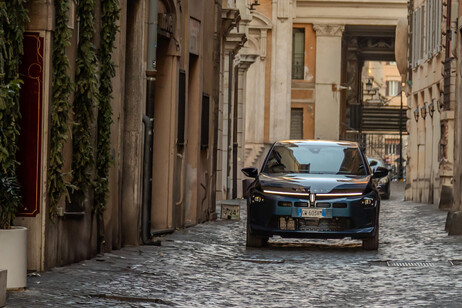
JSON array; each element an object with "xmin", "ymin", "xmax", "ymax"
[
  {"xmin": 221, "ymin": 33, "xmax": 246, "ymax": 199},
  {"xmin": 269, "ymin": 0, "xmax": 292, "ymax": 142},
  {"xmin": 313, "ymin": 24, "xmax": 344, "ymax": 140},
  {"xmin": 236, "ymin": 54, "xmax": 257, "ymax": 197}
]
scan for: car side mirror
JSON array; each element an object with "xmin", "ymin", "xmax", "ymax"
[
  {"xmin": 242, "ymin": 167, "xmax": 258, "ymax": 178},
  {"xmin": 372, "ymin": 166, "xmax": 388, "ymax": 179}
]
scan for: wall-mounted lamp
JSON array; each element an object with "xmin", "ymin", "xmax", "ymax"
[
  {"xmin": 420, "ymin": 103, "xmax": 427, "ymax": 119},
  {"xmin": 428, "ymin": 100, "xmax": 435, "ymax": 118},
  {"xmin": 249, "ymin": 0, "xmax": 260, "ymax": 10},
  {"xmin": 437, "ymin": 96, "xmax": 444, "ymax": 112},
  {"xmin": 365, "ymin": 78, "xmax": 373, "ymax": 91},
  {"xmin": 414, "ymin": 108, "xmax": 419, "ymax": 121}
]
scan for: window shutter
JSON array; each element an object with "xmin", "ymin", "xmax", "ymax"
[
  {"xmin": 436, "ymin": 0, "xmax": 442, "ymax": 53},
  {"xmin": 412, "ymin": 10, "xmax": 417, "ymax": 67}
]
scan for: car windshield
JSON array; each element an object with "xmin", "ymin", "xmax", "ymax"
[{"xmin": 262, "ymin": 143, "xmax": 367, "ymax": 175}]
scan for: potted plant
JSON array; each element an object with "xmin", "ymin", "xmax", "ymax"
[
  {"xmin": 0, "ymin": 175, "xmax": 27, "ymax": 290},
  {"xmin": 0, "ymin": 80, "xmax": 27, "ymax": 291}
]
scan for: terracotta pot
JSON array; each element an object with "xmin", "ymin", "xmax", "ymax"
[{"xmin": 0, "ymin": 226, "xmax": 27, "ymax": 290}]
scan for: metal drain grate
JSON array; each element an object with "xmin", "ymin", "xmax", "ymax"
[{"xmin": 387, "ymin": 261, "xmax": 434, "ymax": 267}]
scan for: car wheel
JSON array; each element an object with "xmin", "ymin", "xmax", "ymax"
[
  {"xmin": 362, "ymin": 220, "xmax": 379, "ymax": 250},
  {"xmin": 246, "ymin": 222, "xmax": 268, "ymax": 247}
]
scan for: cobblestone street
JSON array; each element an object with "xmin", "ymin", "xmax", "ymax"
[{"xmin": 6, "ymin": 182, "xmax": 462, "ymax": 307}]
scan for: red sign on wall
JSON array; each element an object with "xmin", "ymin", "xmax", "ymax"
[{"xmin": 17, "ymin": 32, "xmax": 43, "ymax": 217}]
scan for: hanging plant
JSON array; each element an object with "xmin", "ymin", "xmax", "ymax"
[
  {"xmin": 94, "ymin": 0, "xmax": 120, "ymax": 216},
  {"xmin": 48, "ymin": 0, "xmax": 74, "ymax": 218},
  {"xmin": 0, "ymin": 0, "xmax": 28, "ymax": 229},
  {"xmin": 71, "ymin": 0, "xmax": 98, "ymax": 208}
]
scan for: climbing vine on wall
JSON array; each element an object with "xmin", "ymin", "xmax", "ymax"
[
  {"xmin": 0, "ymin": 0, "xmax": 28, "ymax": 229},
  {"xmin": 71, "ymin": 0, "xmax": 98, "ymax": 208},
  {"xmin": 94, "ymin": 0, "xmax": 120, "ymax": 216},
  {"xmin": 48, "ymin": 0, "xmax": 74, "ymax": 218}
]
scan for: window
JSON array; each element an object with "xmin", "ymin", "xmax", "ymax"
[
  {"xmin": 411, "ymin": 5, "xmax": 424, "ymax": 67},
  {"xmin": 412, "ymin": 1, "xmax": 442, "ymax": 67},
  {"xmin": 290, "ymin": 108, "xmax": 303, "ymax": 139},
  {"xmin": 292, "ymin": 28, "xmax": 305, "ymax": 79},
  {"xmin": 386, "ymin": 81, "xmax": 401, "ymax": 97},
  {"xmin": 425, "ymin": 0, "xmax": 442, "ymax": 59}
]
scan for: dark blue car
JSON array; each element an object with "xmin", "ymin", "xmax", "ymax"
[{"xmin": 242, "ymin": 140, "xmax": 388, "ymax": 250}]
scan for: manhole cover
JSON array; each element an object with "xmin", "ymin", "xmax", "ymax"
[
  {"xmin": 449, "ymin": 260, "xmax": 462, "ymax": 266},
  {"xmin": 387, "ymin": 261, "xmax": 434, "ymax": 267}
]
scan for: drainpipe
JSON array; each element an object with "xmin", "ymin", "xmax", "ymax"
[
  {"xmin": 211, "ymin": 0, "xmax": 222, "ymax": 217},
  {"xmin": 232, "ymin": 65, "xmax": 238, "ymax": 199},
  {"xmin": 451, "ymin": 0, "xmax": 459, "ymax": 59},
  {"xmin": 142, "ymin": 0, "xmax": 157, "ymax": 244},
  {"xmin": 226, "ymin": 51, "xmax": 233, "ymax": 199}
]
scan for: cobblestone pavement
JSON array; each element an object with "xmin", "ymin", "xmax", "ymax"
[{"xmin": 7, "ymin": 182, "xmax": 462, "ymax": 307}]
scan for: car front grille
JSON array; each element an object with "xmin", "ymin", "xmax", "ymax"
[
  {"xmin": 298, "ymin": 218, "xmax": 351, "ymax": 231},
  {"xmin": 278, "ymin": 216, "xmax": 352, "ymax": 231}
]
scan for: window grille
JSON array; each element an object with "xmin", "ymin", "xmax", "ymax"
[{"xmin": 292, "ymin": 28, "xmax": 305, "ymax": 80}]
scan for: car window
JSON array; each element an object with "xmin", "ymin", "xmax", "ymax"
[{"xmin": 263, "ymin": 144, "xmax": 367, "ymax": 175}]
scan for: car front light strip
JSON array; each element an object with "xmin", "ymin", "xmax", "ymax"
[
  {"xmin": 316, "ymin": 192, "xmax": 363, "ymax": 197},
  {"xmin": 263, "ymin": 189, "xmax": 310, "ymax": 197}
]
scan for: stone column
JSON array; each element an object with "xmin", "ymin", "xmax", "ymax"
[
  {"xmin": 269, "ymin": 0, "xmax": 292, "ymax": 142},
  {"xmin": 313, "ymin": 24, "xmax": 344, "ymax": 140},
  {"xmin": 221, "ymin": 33, "xmax": 246, "ymax": 199},
  {"xmin": 236, "ymin": 54, "xmax": 257, "ymax": 197}
]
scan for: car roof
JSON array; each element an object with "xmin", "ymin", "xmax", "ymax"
[{"xmin": 276, "ymin": 139, "xmax": 360, "ymax": 148}]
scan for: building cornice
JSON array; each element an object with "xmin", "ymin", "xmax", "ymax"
[
  {"xmin": 235, "ymin": 54, "xmax": 258, "ymax": 72},
  {"xmin": 225, "ymin": 32, "xmax": 247, "ymax": 55},
  {"xmin": 222, "ymin": 8, "xmax": 241, "ymax": 36},
  {"xmin": 313, "ymin": 24, "xmax": 345, "ymax": 37}
]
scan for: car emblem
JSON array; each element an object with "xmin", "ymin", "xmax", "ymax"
[{"xmin": 310, "ymin": 193, "xmax": 316, "ymax": 205}]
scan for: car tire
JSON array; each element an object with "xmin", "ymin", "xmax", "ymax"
[
  {"xmin": 362, "ymin": 220, "xmax": 379, "ymax": 250},
  {"xmin": 246, "ymin": 223, "xmax": 268, "ymax": 247}
]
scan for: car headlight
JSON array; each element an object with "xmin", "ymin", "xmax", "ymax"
[
  {"xmin": 361, "ymin": 196, "xmax": 377, "ymax": 207},
  {"xmin": 250, "ymin": 194, "xmax": 264, "ymax": 204},
  {"xmin": 379, "ymin": 177, "xmax": 388, "ymax": 184}
]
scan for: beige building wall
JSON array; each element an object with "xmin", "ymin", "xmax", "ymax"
[
  {"xmin": 244, "ymin": 0, "xmax": 407, "ymax": 169},
  {"xmin": 403, "ymin": 0, "xmax": 450, "ymax": 206}
]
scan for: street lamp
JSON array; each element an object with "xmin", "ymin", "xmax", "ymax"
[
  {"xmin": 365, "ymin": 79, "xmax": 373, "ymax": 91},
  {"xmin": 249, "ymin": 0, "xmax": 260, "ymax": 10},
  {"xmin": 420, "ymin": 103, "xmax": 427, "ymax": 119},
  {"xmin": 414, "ymin": 108, "xmax": 419, "ymax": 121},
  {"xmin": 428, "ymin": 100, "xmax": 435, "ymax": 118}
]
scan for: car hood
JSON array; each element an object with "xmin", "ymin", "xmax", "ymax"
[{"xmin": 258, "ymin": 173, "xmax": 371, "ymax": 194}]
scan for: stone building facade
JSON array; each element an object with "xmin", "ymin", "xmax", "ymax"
[
  {"xmin": 13, "ymin": 0, "xmax": 251, "ymax": 271},
  {"xmin": 396, "ymin": 0, "xmax": 455, "ymax": 210},
  {"xmin": 243, "ymin": 0, "xmax": 407, "ymax": 171}
]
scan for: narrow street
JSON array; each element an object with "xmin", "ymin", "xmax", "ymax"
[{"xmin": 7, "ymin": 182, "xmax": 462, "ymax": 307}]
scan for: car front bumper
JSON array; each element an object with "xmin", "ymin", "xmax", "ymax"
[{"xmin": 248, "ymin": 191, "xmax": 379, "ymax": 240}]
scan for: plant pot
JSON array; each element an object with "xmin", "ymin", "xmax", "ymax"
[{"xmin": 0, "ymin": 226, "xmax": 27, "ymax": 290}]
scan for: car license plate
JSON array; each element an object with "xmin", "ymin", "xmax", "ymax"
[{"xmin": 298, "ymin": 208, "xmax": 324, "ymax": 218}]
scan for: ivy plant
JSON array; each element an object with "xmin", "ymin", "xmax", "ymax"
[
  {"xmin": 48, "ymin": 0, "xmax": 74, "ymax": 219},
  {"xmin": 94, "ymin": 0, "xmax": 120, "ymax": 216},
  {"xmin": 0, "ymin": 0, "xmax": 28, "ymax": 229},
  {"xmin": 71, "ymin": 0, "xmax": 99, "ymax": 208}
]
